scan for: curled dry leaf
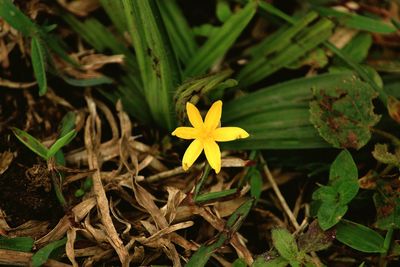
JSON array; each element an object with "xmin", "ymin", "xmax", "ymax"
[
  {"xmin": 57, "ymin": 0, "xmax": 100, "ymax": 17},
  {"xmin": 0, "ymin": 151, "xmax": 13, "ymax": 175}
]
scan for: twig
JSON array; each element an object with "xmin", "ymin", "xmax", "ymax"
[{"xmin": 259, "ymin": 154, "xmax": 300, "ymax": 229}]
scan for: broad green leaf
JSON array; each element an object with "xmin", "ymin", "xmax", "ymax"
[
  {"xmin": 312, "ymin": 186, "xmax": 337, "ymax": 202},
  {"xmin": 336, "ymin": 220, "xmax": 385, "ymax": 253},
  {"xmin": 187, "ymin": 199, "xmax": 254, "ymax": 266},
  {"xmin": 0, "ymin": 0, "xmax": 36, "ymax": 36},
  {"xmin": 329, "ymin": 150, "xmax": 358, "ymax": 187},
  {"xmin": 31, "ymin": 238, "xmax": 67, "ymax": 267},
  {"xmin": 271, "ymin": 228, "xmax": 299, "ymax": 262},
  {"xmin": 122, "ymin": 0, "xmax": 180, "ymax": 130},
  {"xmin": 47, "ymin": 130, "xmax": 77, "ymax": 158},
  {"xmin": 315, "ymin": 7, "xmax": 396, "ymax": 34},
  {"xmin": 184, "ymin": 1, "xmax": 256, "ymax": 77},
  {"xmin": 233, "ymin": 258, "xmax": 247, "ymax": 267},
  {"xmin": 0, "ymin": 236, "xmax": 34, "ymax": 252},
  {"xmin": 223, "ymin": 73, "xmax": 360, "ymax": 150},
  {"xmin": 195, "ymin": 188, "xmax": 237, "ymax": 203},
  {"xmin": 317, "ymin": 201, "xmax": 348, "ymax": 230},
  {"xmin": 31, "ymin": 37, "xmax": 48, "ymax": 96},
  {"xmin": 309, "ymin": 75, "xmax": 380, "ymax": 149},
  {"xmin": 12, "ymin": 127, "xmax": 48, "ymax": 159},
  {"xmin": 157, "ymin": 0, "xmax": 198, "ymax": 65},
  {"xmin": 372, "ymin": 144, "xmax": 400, "ymax": 167}
]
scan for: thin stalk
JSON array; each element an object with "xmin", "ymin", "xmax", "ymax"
[
  {"xmin": 379, "ymin": 228, "xmax": 394, "ymax": 267},
  {"xmin": 371, "ymin": 128, "xmax": 400, "ymax": 147},
  {"xmin": 194, "ymin": 163, "xmax": 211, "ymax": 202}
]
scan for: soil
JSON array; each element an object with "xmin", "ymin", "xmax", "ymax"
[{"xmin": 0, "ymin": 92, "xmax": 63, "ymax": 227}]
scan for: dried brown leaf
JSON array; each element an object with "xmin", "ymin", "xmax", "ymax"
[{"xmin": 66, "ymin": 228, "xmax": 78, "ymax": 267}]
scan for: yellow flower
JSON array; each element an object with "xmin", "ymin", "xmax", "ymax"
[{"xmin": 172, "ymin": 100, "xmax": 249, "ymax": 173}]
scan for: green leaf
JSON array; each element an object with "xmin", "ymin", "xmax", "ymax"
[
  {"xmin": 157, "ymin": 0, "xmax": 198, "ymax": 65},
  {"xmin": 329, "ymin": 150, "xmax": 358, "ymax": 187},
  {"xmin": 59, "ymin": 111, "xmax": 76, "ymax": 138},
  {"xmin": 216, "ymin": 0, "xmax": 232, "ymax": 22},
  {"xmin": 31, "ymin": 37, "xmax": 48, "ymax": 96},
  {"xmin": 252, "ymin": 256, "xmax": 289, "ymax": 267},
  {"xmin": 122, "ymin": 0, "xmax": 180, "ymax": 130},
  {"xmin": 334, "ymin": 32, "xmax": 372, "ymax": 64},
  {"xmin": 317, "ymin": 201, "xmax": 348, "ymax": 230},
  {"xmin": 61, "ymin": 74, "xmax": 113, "ymax": 87},
  {"xmin": 0, "ymin": 236, "xmax": 34, "ymax": 252},
  {"xmin": 11, "ymin": 127, "xmax": 48, "ymax": 159},
  {"xmin": 47, "ymin": 130, "xmax": 77, "ymax": 159},
  {"xmin": 315, "ymin": 6, "xmax": 397, "ymax": 34},
  {"xmin": 233, "ymin": 258, "xmax": 247, "ymax": 267},
  {"xmin": 309, "ymin": 75, "xmax": 380, "ymax": 149},
  {"xmin": 372, "ymin": 144, "xmax": 400, "ymax": 167},
  {"xmin": 237, "ymin": 16, "xmax": 334, "ymax": 87},
  {"xmin": 31, "ymin": 238, "xmax": 67, "ymax": 267},
  {"xmin": 223, "ymin": 72, "xmax": 361, "ymax": 150},
  {"xmin": 336, "ymin": 220, "xmax": 385, "ymax": 253},
  {"xmin": 0, "ymin": 0, "xmax": 36, "ymax": 36},
  {"xmin": 184, "ymin": 1, "xmax": 256, "ymax": 77},
  {"xmin": 313, "ymin": 150, "xmax": 359, "ymax": 230},
  {"xmin": 99, "ymin": 0, "xmax": 127, "ymax": 35},
  {"xmin": 195, "ymin": 188, "xmax": 237, "ymax": 203},
  {"xmin": 271, "ymin": 228, "xmax": 299, "ymax": 262},
  {"xmin": 250, "ymin": 169, "xmax": 262, "ymax": 200},
  {"xmin": 174, "ymin": 69, "xmax": 233, "ymax": 123}
]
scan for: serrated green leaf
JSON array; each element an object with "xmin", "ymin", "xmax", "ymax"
[
  {"xmin": 315, "ymin": 7, "xmax": 396, "ymax": 34},
  {"xmin": 374, "ymin": 189, "xmax": 400, "ymax": 230},
  {"xmin": 31, "ymin": 37, "xmax": 48, "ymax": 96},
  {"xmin": 372, "ymin": 144, "xmax": 400, "ymax": 167},
  {"xmin": 336, "ymin": 220, "xmax": 385, "ymax": 253},
  {"xmin": 47, "ymin": 130, "xmax": 77, "ymax": 158},
  {"xmin": 184, "ymin": 1, "xmax": 256, "ymax": 77},
  {"xmin": 271, "ymin": 228, "xmax": 299, "ymax": 262},
  {"xmin": 0, "ymin": 236, "xmax": 34, "ymax": 252},
  {"xmin": 31, "ymin": 238, "xmax": 67, "ymax": 267},
  {"xmin": 309, "ymin": 75, "xmax": 380, "ymax": 149},
  {"xmin": 12, "ymin": 127, "xmax": 48, "ymax": 159}
]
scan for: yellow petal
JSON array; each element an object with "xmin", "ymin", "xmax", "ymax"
[
  {"xmin": 186, "ymin": 102, "xmax": 203, "ymax": 128},
  {"xmin": 204, "ymin": 100, "xmax": 222, "ymax": 130},
  {"xmin": 172, "ymin": 127, "xmax": 199, "ymax": 139},
  {"xmin": 204, "ymin": 139, "xmax": 221, "ymax": 173},
  {"xmin": 182, "ymin": 139, "xmax": 203, "ymax": 171},
  {"xmin": 213, "ymin": 127, "xmax": 249, "ymax": 142}
]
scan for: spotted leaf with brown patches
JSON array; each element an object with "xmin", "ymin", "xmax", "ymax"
[{"xmin": 309, "ymin": 75, "xmax": 380, "ymax": 149}]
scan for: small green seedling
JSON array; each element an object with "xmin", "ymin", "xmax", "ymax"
[{"xmin": 11, "ymin": 112, "xmax": 77, "ymax": 207}]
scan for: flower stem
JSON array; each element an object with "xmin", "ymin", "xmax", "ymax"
[{"xmin": 194, "ymin": 162, "xmax": 211, "ymax": 202}]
